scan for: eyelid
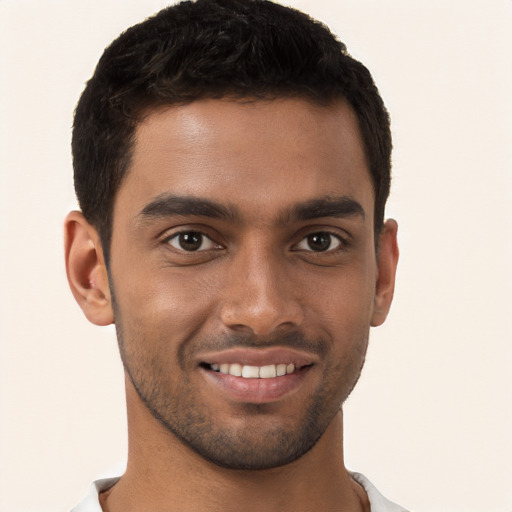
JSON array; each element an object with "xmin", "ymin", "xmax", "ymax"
[
  {"xmin": 292, "ymin": 225, "xmax": 351, "ymax": 250},
  {"xmin": 295, "ymin": 231, "xmax": 345, "ymax": 252},
  {"xmin": 162, "ymin": 227, "xmax": 224, "ymax": 252},
  {"xmin": 296, "ymin": 233, "xmax": 341, "ymax": 252}
]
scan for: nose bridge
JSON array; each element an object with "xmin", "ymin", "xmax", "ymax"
[{"xmin": 220, "ymin": 238, "xmax": 302, "ymax": 335}]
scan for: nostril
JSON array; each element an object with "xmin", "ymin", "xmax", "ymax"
[{"xmin": 219, "ymin": 279, "xmax": 304, "ymax": 335}]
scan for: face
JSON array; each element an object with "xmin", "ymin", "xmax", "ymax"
[{"xmin": 108, "ymin": 98, "xmax": 390, "ymax": 469}]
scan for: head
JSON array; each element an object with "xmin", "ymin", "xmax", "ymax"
[
  {"xmin": 72, "ymin": 0, "xmax": 391, "ymax": 265},
  {"xmin": 66, "ymin": 0, "xmax": 398, "ymax": 471}
]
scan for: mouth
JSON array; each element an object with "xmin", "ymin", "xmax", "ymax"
[
  {"xmin": 197, "ymin": 348, "xmax": 316, "ymax": 404},
  {"xmin": 201, "ymin": 362, "xmax": 298, "ymax": 379}
]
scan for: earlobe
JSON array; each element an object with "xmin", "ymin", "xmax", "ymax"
[
  {"xmin": 64, "ymin": 211, "xmax": 114, "ymax": 326},
  {"xmin": 371, "ymin": 219, "xmax": 399, "ymax": 327}
]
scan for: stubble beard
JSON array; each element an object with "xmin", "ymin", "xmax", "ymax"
[{"xmin": 113, "ymin": 305, "xmax": 369, "ymax": 470}]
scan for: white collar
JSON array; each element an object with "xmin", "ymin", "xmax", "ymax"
[{"xmin": 71, "ymin": 472, "xmax": 409, "ymax": 512}]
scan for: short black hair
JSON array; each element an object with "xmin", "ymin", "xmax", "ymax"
[{"xmin": 72, "ymin": 0, "xmax": 391, "ymax": 262}]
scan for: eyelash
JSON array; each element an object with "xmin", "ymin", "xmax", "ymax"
[
  {"xmin": 164, "ymin": 230, "xmax": 222, "ymax": 252},
  {"xmin": 162, "ymin": 229, "xmax": 348, "ymax": 254},
  {"xmin": 294, "ymin": 231, "xmax": 346, "ymax": 253}
]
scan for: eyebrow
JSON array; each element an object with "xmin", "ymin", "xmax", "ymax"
[
  {"xmin": 137, "ymin": 194, "xmax": 237, "ymax": 222},
  {"xmin": 284, "ymin": 196, "xmax": 365, "ymax": 223},
  {"xmin": 136, "ymin": 193, "xmax": 365, "ymax": 225}
]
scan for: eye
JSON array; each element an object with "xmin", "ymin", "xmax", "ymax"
[
  {"xmin": 295, "ymin": 232, "xmax": 343, "ymax": 252},
  {"xmin": 166, "ymin": 231, "xmax": 219, "ymax": 252}
]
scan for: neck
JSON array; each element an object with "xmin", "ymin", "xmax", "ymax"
[{"xmin": 101, "ymin": 377, "xmax": 368, "ymax": 512}]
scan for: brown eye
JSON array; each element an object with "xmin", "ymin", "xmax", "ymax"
[
  {"xmin": 296, "ymin": 232, "xmax": 342, "ymax": 252},
  {"xmin": 167, "ymin": 231, "xmax": 218, "ymax": 252}
]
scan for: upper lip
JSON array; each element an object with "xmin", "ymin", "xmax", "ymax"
[{"xmin": 197, "ymin": 347, "xmax": 318, "ymax": 368}]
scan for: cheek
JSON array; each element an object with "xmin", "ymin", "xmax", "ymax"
[
  {"xmin": 303, "ymin": 260, "xmax": 377, "ymax": 332},
  {"xmin": 112, "ymin": 265, "xmax": 219, "ymax": 347}
]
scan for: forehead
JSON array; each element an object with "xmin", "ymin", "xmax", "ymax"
[{"xmin": 116, "ymin": 97, "xmax": 373, "ymax": 224}]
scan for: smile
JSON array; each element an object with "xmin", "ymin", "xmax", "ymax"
[
  {"xmin": 197, "ymin": 347, "xmax": 317, "ymax": 404},
  {"xmin": 208, "ymin": 363, "xmax": 296, "ymax": 379}
]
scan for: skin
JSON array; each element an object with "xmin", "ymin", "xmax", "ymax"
[{"xmin": 65, "ymin": 97, "xmax": 398, "ymax": 512}]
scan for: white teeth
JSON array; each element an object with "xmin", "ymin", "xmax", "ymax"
[
  {"xmin": 259, "ymin": 364, "xmax": 277, "ymax": 379},
  {"xmin": 228, "ymin": 363, "xmax": 242, "ymax": 377},
  {"xmin": 241, "ymin": 365, "xmax": 259, "ymax": 378},
  {"xmin": 212, "ymin": 363, "xmax": 296, "ymax": 379},
  {"xmin": 276, "ymin": 364, "xmax": 287, "ymax": 376}
]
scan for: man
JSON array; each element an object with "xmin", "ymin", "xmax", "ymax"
[{"xmin": 65, "ymin": 0, "xmax": 402, "ymax": 510}]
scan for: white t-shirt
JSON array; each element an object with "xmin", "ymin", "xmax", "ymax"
[{"xmin": 71, "ymin": 472, "xmax": 409, "ymax": 511}]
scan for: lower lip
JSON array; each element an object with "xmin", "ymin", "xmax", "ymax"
[{"xmin": 201, "ymin": 367, "xmax": 311, "ymax": 404}]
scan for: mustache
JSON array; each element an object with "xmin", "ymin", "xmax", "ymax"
[{"xmin": 179, "ymin": 329, "xmax": 329, "ymax": 365}]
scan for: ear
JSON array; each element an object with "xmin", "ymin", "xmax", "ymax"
[
  {"xmin": 64, "ymin": 211, "xmax": 114, "ymax": 326},
  {"xmin": 371, "ymin": 219, "xmax": 399, "ymax": 327}
]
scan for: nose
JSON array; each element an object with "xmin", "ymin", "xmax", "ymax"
[{"xmin": 219, "ymin": 245, "xmax": 304, "ymax": 336}]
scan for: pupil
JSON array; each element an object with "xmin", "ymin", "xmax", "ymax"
[
  {"xmin": 308, "ymin": 233, "xmax": 330, "ymax": 252},
  {"xmin": 179, "ymin": 232, "xmax": 202, "ymax": 251}
]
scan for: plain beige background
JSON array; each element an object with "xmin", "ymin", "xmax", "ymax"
[{"xmin": 0, "ymin": 1, "xmax": 511, "ymax": 511}]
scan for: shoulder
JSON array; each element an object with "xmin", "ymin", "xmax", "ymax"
[
  {"xmin": 70, "ymin": 477, "xmax": 120, "ymax": 512},
  {"xmin": 350, "ymin": 472, "xmax": 410, "ymax": 512}
]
